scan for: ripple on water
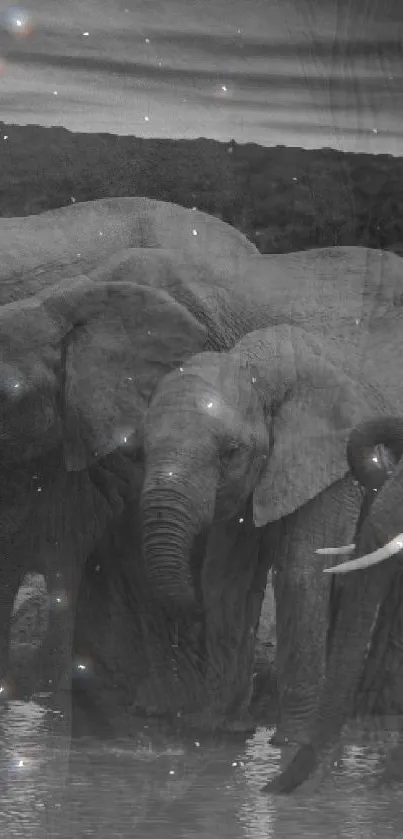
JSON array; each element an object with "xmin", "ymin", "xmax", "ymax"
[{"xmin": 1, "ymin": 704, "xmax": 403, "ymax": 838}]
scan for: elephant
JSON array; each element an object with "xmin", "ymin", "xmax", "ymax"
[
  {"xmin": 266, "ymin": 415, "xmax": 403, "ymax": 792},
  {"xmin": 1, "ymin": 196, "xmax": 403, "ymax": 727},
  {"xmin": 139, "ymin": 322, "xmax": 395, "ymax": 740},
  {"xmin": 0, "ymin": 272, "xmax": 215, "ymax": 697},
  {"xmin": 0, "ymin": 196, "xmax": 258, "ymax": 304}
]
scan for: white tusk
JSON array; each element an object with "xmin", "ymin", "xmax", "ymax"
[
  {"xmin": 315, "ymin": 544, "xmax": 355, "ymax": 556},
  {"xmin": 323, "ymin": 534, "xmax": 403, "ymax": 575}
]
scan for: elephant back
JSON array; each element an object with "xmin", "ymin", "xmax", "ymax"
[{"xmin": 0, "ymin": 197, "xmax": 258, "ymax": 304}]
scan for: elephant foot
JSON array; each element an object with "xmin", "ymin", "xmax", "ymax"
[
  {"xmin": 269, "ymin": 723, "xmax": 311, "ymax": 748},
  {"xmin": 262, "ymin": 743, "xmax": 317, "ymax": 794},
  {"xmin": 178, "ymin": 710, "xmax": 256, "ymax": 735}
]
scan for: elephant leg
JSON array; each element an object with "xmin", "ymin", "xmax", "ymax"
[
  {"xmin": 28, "ymin": 468, "xmax": 114, "ymax": 697},
  {"xmin": 269, "ymin": 475, "xmax": 362, "ymax": 746},
  {"xmin": 0, "ymin": 566, "xmax": 26, "ymax": 699}
]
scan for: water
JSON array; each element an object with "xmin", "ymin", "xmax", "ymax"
[{"xmin": 1, "ymin": 701, "xmax": 403, "ymax": 838}]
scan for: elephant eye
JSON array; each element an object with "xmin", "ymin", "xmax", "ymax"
[{"xmin": 220, "ymin": 439, "xmax": 242, "ymax": 466}]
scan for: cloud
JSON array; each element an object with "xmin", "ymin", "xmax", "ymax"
[
  {"xmin": 3, "ymin": 46, "xmax": 400, "ymax": 96},
  {"xmin": 256, "ymin": 117, "xmax": 403, "ymax": 141},
  {"xmin": 147, "ymin": 30, "xmax": 403, "ymax": 62}
]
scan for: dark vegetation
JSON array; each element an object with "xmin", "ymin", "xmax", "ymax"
[{"xmin": 0, "ymin": 122, "xmax": 402, "ymax": 256}]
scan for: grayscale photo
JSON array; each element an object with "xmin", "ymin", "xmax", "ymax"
[{"xmin": 0, "ymin": 0, "xmax": 402, "ymax": 835}]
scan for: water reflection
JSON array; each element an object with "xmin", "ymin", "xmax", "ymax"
[{"xmin": 1, "ymin": 702, "xmax": 403, "ymax": 837}]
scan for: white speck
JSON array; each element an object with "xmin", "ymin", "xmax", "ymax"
[
  {"xmin": 251, "ymin": 377, "xmax": 256, "ymax": 384},
  {"xmin": 123, "ymin": 436, "xmax": 127, "ymax": 444},
  {"xmin": 95, "ymin": 564, "xmax": 101, "ymax": 572},
  {"xmin": 192, "ymin": 229, "xmax": 198, "ymax": 236},
  {"xmin": 71, "ymin": 196, "xmax": 76, "ymax": 203},
  {"xmin": 147, "ymin": 330, "xmax": 151, "ymax": 335},
  {"xmin": 355, "ymin": 319, "xmax": 360, "ymax": 325},
  {"xmin": 192, "ymin": 206, "xmax": 197, "ymax": 211},
  {"xmin": 292, "ymin": 177, "xmax": 298, "ymax": 181},
  {"xmin": 145, "ymin": 37, "xmax": 150, "ymax": 43},
  {"xmin": 82, "ymin": 31, "xmax": 89, "ymax": 37},
  {"xmin": 221, "ymin": 85, "xmax": 227, "ymax": 92},
  {"xmin": 13, "ymin": 382, "xmax": 20, "ymax": 389},
  {"xmin": 237, "ymin": 28, "xmax": 241, "ymax": 34},
  {"xmin": 56, "ymin": 597, "xmax": 61, "ymax": 604},
  {"xmin": 371, "ymin": 455, "xmax": 379, "ymax": 464},
  {"xmin": 127, "ymin": 376, "xmax": 133, "ymax": 382},
  {"xmin": 179, "ymin": 367, "xmax": 184, "ymax": 373},
  {"xmin": 53, "ymin": 90, "xmax": 58, "ymax": 96},
  {"xmin": 18, "ymin": 760, "xmax": 25, "ymax": 768},
  {"xmin": 3, "ymin": 135, "xmax": 8, "ymax": 140},
  {"xmin": 144, "ymin": 116, "xmax": 149, "ymax": 122},
  {"xmin": 232, "ymin": 761, "xmax": 237, "ymax": 767},
  {"xmin": 169, "ymin": 769, "xmax": 175, "ymax": 775},
  {"xmin": 76, "ymin": 252, "xmax": 81, "ymax": 257},
  {"xmin": 194, "ymin": 741, "xmax": 200, "ymax": 747},
  {"xmin": 37, "ymin": 487, "xmax": 42, "ymax": 493},
  {"xmin": 77, "ymin": 664, "xmax": 86, "ymax": 671},
  {"xmin": 168, "ymin": 472, "xmax": 173, "ymax": 477},
  {"xmin": 239, "ymin": 517, "xmax": 244, "ymax": 523},
  {"xmin": 207, "ymin": 401, "xmax": 213, "ymax": 409},
  {"xmin": 158, "ymin": 60, "xmax": 162, "ymax": 67},
  {"xmin": 99, "ymin": 231, "xmax": 103, "ymax": 236},
  {"xmin": 239, "ymin": 761, "xmax": 244, "ymax": 767},
  {"xmin": 372, "ymin": 128, "xmax": 378, "ymax": 134}
]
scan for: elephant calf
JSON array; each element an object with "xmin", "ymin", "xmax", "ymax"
[{"xmin": 140, "ymin": 324, "xmax": 388, "ymax": 745}]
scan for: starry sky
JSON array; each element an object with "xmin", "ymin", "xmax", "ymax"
[{"xmin": 1, "ymin": 0, "xmax": 402, "ymax": 155}]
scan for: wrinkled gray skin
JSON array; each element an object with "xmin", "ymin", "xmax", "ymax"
[
  {"xmin": 268, "ymin": 415, "xmax": 403, "ymax": 792},
  {"xmin": 139, "ymin": 322, "xmax": 397, "ymax": 744},
  {"xmin": 1, "ymin": 197, "xmax": 403, "ymax": 727}
]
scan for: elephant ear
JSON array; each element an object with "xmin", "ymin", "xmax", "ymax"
[
  {"xmin": 249, "ymin": 325, "xmax": 386, "ymax": 526},
  {"xmin": 58, "ymin": 282, "xmax": 208, "ymax": 470}
]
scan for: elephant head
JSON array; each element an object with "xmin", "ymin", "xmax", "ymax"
[
  {"xmin": 0, "ymin": 275, "xmax": 209, "ymax": 469},
  {"xmin": 140, "ymin": 324, "xmax": 383, "ymax": 611},
  {"xmin": 265, "ymin": 416, "xmax": 403, "ymax": 793}
]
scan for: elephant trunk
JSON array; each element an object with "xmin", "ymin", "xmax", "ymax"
[
  {"xmin": 140, "ymin": 459, "xmax": 218, "ymax": 612},
  {"xmin": 268, "ymin": 540, "xmax": 392, "ymax": 793}
]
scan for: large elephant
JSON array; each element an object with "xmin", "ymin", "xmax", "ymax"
[
  {"xmin": 139, "ymin": 322, "xmax": 394, "ymax": 740},
  {"xmin": 264, "ymin": 416, "xmax": 403, "ymax": 792},
  {"xmin": 264, "ymin": 312, "xmax": 403, "ymax": 791},
  {"xmin": 0, "ymin": 273, "xmax": 215, "ymax": 697},
  {"xmin": 0, "ymin": 196, "xmax": 258, "ymax": 302}
]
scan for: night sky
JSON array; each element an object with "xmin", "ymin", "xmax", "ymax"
[{"xmin": 1, "ymin": 0, "xmax": 402, "ymax": 155}]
